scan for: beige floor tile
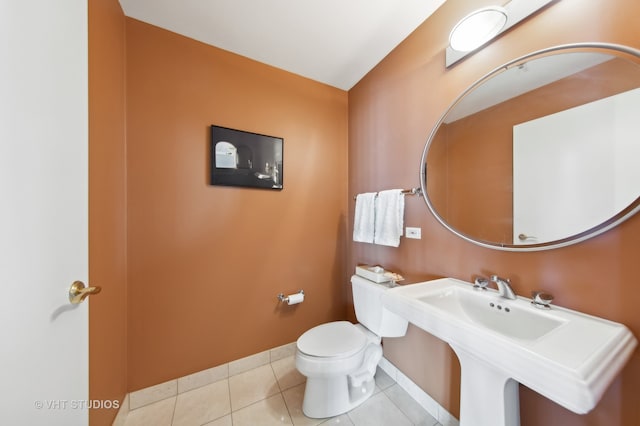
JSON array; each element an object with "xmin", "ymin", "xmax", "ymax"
[
  {"xmin": 281, "ymin": 383, "xmax": 324, "ymax": 426},
  {"xmin": 319, "ymin": 414, "xmax": 354, "ymax": 425},
  {"xmin": 172, "ymin": 380, "xmax": 231, "ymax": 426},
  {"xmin": 129, "ymin": 380, "xmax": 177, "ymax": 410},
  {"xmin": 202, "ymin": 414, "xmax": 233, "ymax": 426},
  {"xmin": 229, "ymin": 364, "xmax": 280, "ymax": 410},
  {"xmin": 271, "ymin": 355, "xmax": 306, "ymax": 391},
  {"xmin": 373, "ymin": 367, "xmax": 395, "ymax": 391},
  {"xmin": 120, "ymin": 353, "xmax": 439, "ymax": 426},
  {"xmin": 347, "ymin": 392, "xmax": 412, "ymax": 426},
  {"xmin": 123, "ymin": 397, "xmax": 175, "ymax": 426},
  {"xmin": 232, "ymin": 394, "xmax": 293, "ymax": 426},
  {"xmin": 384, "ymin": 384, "xmax": 439, "ymax": 426}
]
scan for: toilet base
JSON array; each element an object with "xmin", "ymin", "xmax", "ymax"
[
  {"xmin": 296, "ymin": 322, "xmax": 386, "ymax": 419},
  {"xmin": 302, "ymin": 373, "xmax": 376, "ymax": 419}
]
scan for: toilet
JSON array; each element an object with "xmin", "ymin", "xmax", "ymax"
[{"xmin": 295, "ymin": 275, "xmax": 409, "ymax": 418}]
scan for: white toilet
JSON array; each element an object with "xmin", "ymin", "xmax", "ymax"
[{"xmin": 295, "ymin": 275, "xmax": 408, "ymax": 418}]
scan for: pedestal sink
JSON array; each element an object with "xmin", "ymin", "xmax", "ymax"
[{"xmin": 381, "ymin": 278, "xmax": 637, "ymax": 426}]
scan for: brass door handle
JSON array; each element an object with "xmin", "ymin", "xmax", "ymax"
[{"xmin": 69, "ymin": 281, "xmax": 101, "ymax": 304}]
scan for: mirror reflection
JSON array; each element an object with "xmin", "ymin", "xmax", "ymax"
[{"xmin": 422, "ymin": 44, "xmax": 640, "ymax": 250}]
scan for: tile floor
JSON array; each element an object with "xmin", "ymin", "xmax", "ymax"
[{"xmin": 121, "ymin": 356, "xmax": 442, "ymax": 426}]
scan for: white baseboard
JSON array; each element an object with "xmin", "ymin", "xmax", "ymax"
[{"xmin": 379, "ymin": 356, "xmax": 459, "ymax": 426}]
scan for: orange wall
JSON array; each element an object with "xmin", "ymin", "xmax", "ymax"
[
  {"xmin": 349, "ymin": 0, "xmax": 640, "ymax": 424},
  {"xmin": 125, "ymin": 19, "xmax": 349, "ymax": 391},
  {"xmin": 88, "ymin": 0, "xmax": 128, "ymax": 424}
]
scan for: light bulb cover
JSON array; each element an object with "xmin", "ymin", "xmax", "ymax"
[{"xmin": 449, "ymin": 6, "xmax": 508, "ymax": 53}]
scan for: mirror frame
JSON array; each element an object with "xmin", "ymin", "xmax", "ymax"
[{"xmin": 420, "ymin": 42, "xmax": 640, "ymax": 251}]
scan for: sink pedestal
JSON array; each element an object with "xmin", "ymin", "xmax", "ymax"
[{"xmin": 452, "ymin": 345, "xmax": 520, "ymax": 426}]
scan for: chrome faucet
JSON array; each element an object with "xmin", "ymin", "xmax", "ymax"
[{"xmin": 490, "ymin": 275, "xmax": 517, "ymax": 300}]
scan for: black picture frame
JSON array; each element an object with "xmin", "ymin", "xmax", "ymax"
[{"xmin": 210, "ymin": 125, "xmax": 283, "ymax": 190}]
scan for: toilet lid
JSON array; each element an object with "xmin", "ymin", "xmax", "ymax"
[{"xmin": 297, "ymin": 321, "xmax": 367, "ymax": 358}]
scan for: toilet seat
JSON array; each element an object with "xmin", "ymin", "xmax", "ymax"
[{"xmin": 297, "ymin": 321, "xmax": 366, "ymax": 358}]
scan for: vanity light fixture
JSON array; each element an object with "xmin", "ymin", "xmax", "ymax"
[
  {"xmin": 445, "ymin": 0, "xmax": 555, "ymax": 68},
  {"xmin": 449, "ymin": 6, "xmax": 508, "ymax": 53}
]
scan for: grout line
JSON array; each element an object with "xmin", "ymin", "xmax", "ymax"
[
  {"xmin": 271, "ymin": 366, "xmax": 295, "ymax": 423},
  {"xmin": 382, "ymin": 383, "xmax": 433, "ymax": 426},
  {"xmin": 226, "ymin": 373, "xmax": 234, "ymax": 415},
  {"xmin": 222, "ymin": 362, "xmax": 231, "ymax": 408},
  {"xmin": 370, "ymin": 377, "xmax": 411, "ymax": 426},
  {"xmin": 169, "ymin": 396, "xmax": 176, "ymax": 426},
  {"xmin": 269, "ymin": 362, "xmax": 282, "ymax": 393},
  {"xmin": 278, "ymin": 386, "xmax": 295, "ymax": 425}
]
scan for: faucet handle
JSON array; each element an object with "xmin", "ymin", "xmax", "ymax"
[
  {"xmin": 474, "ymin": 277, "xmax": 489, "ymax": 290},
  {"xmin": 531, "ymin": 291, "xmax": 553, "ymax": 309}
]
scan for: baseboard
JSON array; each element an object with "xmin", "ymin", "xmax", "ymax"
[{"xmin": 379, "ymin": 356, "xmax": 459, "ymax": 426}]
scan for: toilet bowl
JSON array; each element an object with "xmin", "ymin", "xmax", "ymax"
[
  {"xmin": 296, "ymin": 321, "xmax": 381, "ymax": 418},
  {"xmin": 295, "ymin": 275, "xmax": 408, "ymax": 418}
]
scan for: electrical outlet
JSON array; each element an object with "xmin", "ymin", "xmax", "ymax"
[{"xmin": 405, "ymin": 227, "xmax": 421, "ymax": 239}]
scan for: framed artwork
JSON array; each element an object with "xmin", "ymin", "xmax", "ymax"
[{"xmin": 210, "ymin": 125, "xmax": 283, "ymax": 190}]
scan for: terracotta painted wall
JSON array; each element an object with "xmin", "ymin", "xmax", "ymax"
[
  {"xmin": 88, "ymin": 0, "xmax": 128, "ymax": 424},
  {"xmin": 348, "ymin": 0, "xmax": 640, "ymax": 424},
  {"xmin": 125, "ymin": 19, "xmax": 349, "ymax": 391}
]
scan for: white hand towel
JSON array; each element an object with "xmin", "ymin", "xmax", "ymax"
[
  {"xmin": 353, "ymin": 192, "xmax": 377, "ymax": 243},
  {"xmin": 374, "ymin": 189, "xmax": 404, "ymax": 247}
]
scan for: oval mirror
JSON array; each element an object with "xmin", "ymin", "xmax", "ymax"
[{"xmin": 421, "ymin": 43, "xmax": 640, "ymax": 251}]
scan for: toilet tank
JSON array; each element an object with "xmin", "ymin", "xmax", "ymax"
[{"xmin": 351, "ymin": 275, "xmax": 408, "ymax": 337}]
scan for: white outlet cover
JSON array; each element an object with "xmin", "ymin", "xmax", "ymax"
[{"xmin": 406, "ymin": 227, "xmax": 421, "ymax": 239}]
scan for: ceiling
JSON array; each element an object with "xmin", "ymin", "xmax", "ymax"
[{"xmin": 118, "ymin": 0, "xmax": 448, "ymax": 90}]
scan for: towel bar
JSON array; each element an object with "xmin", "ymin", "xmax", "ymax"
[{"xmin": 353, "ymin": 187, "xmax": 421, "ymax": 200}]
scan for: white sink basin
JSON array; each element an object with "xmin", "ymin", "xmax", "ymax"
[
  {"xmin": 417, "ymin": 284, "xmax": 566, "ymax": 341},
  {"xmin": 382, "ymin": 278, "xmax": 637, "ymax": 426}
]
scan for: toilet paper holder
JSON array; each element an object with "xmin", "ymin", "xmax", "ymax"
[{"xmin": 277, "ymin": 289, "xmax": 304, "ymax": 304}]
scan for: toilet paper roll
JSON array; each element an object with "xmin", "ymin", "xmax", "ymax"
[{"xmin": 287, "ymin": 292, "xmax": 304, "ymax": 305}]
